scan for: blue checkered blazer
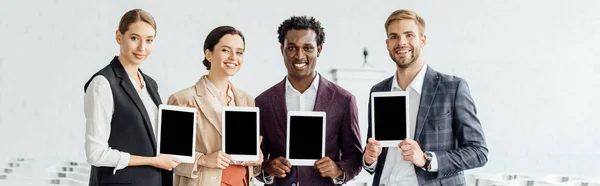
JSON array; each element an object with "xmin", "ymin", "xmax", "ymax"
[{"xmin": 365, "ymin": 66, "xmax": 488, "ymax": 186}]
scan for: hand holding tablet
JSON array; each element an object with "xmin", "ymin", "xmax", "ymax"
[
  {"xmin": 157, "ymin": 105, "xmax": 198, "ymax": 163},
  {"xmin": 370, "ymin": 91, "xmax": 410, "ymax": 147},
  {"xmin": 286, "ymin": 111, "xmax": 326, "ymax": 166}
]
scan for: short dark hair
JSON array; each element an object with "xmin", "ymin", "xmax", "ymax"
[
  {"xmin": 277, "ymin": 16, "xmax": 325, "ymax": 46},
  {"xmin": 202, "ymin": 26, "xmax": 245, "ymax": 70}
]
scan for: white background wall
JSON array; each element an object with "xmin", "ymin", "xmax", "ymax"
[{"xmin": 1, "ymin": 0, "xmax": 599, "ymax": 182}]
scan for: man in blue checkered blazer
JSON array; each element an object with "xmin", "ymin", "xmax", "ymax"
[{"xmin": 362, "ymin": 9, "xmax": 488, "ymax": 186}]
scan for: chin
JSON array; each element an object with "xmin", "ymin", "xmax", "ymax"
[
  {"xmin": 130, "ymin": 58, "xmax": 144, "ymax": 65},
  {"xmin": 225, "ymin": 70, "xmax": 239, "ymax": 76}
]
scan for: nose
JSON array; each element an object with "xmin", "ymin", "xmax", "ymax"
[
  {"xmin": 137, "ymin": 41, "xmax": 146, "ymax": 52},
  {"xmin": 228, "ymin": 52, "xmax": 237, "ymax": 61},
  {"xmin": 294, "ymin": 49, "xmax": 305, "ymax": 60},
  {"xmin": 399, "ymin": 36, "xmax": 408, "ymax": 47}
]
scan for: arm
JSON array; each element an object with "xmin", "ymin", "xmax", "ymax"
[
  {"xmin": 84, "ymin": 75, "xmax": 131, "ymax": 174},
  {"xmin": 363, "ymin": 87, "xmax": 378, "ymax": 174},
  {"xmin": 433, "ymin": 79, "xmax": 488, "ymax": 178},
  {"xmin": 255, "ymin": 97, "xmax": 274, "ymax": 184},
  {"xmin": 335, "ymin": 95, "xmax": 363, "ymax": 183}
]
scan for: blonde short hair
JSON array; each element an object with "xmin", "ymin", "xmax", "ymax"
[{"xmin": 384, "ymin": 9, "xmax": 426, "ymax": 36}]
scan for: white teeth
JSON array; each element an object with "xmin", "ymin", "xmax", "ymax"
[
  {"xmin": 225, "ymin": 63, "xmax": 236, "ymax": 68},
  {"xmin": 294, "ymin": 63, "xmax": 307, "ymax": 68},
  {"xmin": 397, "ymin": 50, "xmax": 409, "ymax": 54}
]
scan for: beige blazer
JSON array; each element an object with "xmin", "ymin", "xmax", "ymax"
[{"xmin": 168, "ymin": 76, "xmax": 260, "ymax": 186}]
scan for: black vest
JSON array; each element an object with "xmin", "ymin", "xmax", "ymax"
[{"xmin": 84, "ymin": 56, "xmax": 171, "ymax": 186}]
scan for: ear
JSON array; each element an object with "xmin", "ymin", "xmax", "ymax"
[
  {"xmin": 116, "ymin": 30, "xmax": 122, "ymax": 44},
  {"xmin": 385, "ymin": 38, "xmax": 389, "ymax": 47},
  {"xmin": 280, "ymin": 45, "xmax": 284, "ymax": 55},
  {"xmin": 204, "ymin": 48, "xmax": 212, "ymax": 62},
  {"xmin": 421, "ymin": 34, "xmax": 427, "ymax": 46},
  {"xmin": 317, "ymin": 45, "xmax": 323, "ymax": 57}
]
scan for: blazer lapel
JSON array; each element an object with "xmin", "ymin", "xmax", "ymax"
[
  {"xmin": 231, "ymin": 84, "xmax": 248, "ymax": 106},
  {"xmin": 313, "ymin": 75, "xmax": 335, "ymax": 112},
  {"xmin": 270, "ymin": 78, "xmax": 288, "ymax": 135},
  {"xmin": 110, "ymin": 58, "xmax": 157, "ymax": 151},
  {"xmin": 141, "ymin": 71, "xmax": 162, "ymax": 105},
  {"xmin": 194, "ymin": 77, "xmax": 223, "ymax": 135},
  {"xmin": 414, "ymin": 67, "xmax": 440, "ymax": 140}
]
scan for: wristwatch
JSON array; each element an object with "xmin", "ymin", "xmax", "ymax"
[{"xmin": 422, "ymin": 151, "xmax": 433, "ymax": 171}]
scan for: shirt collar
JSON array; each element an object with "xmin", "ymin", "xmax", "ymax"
[
  {"xmin": 285, "ymin": 73, "xmax": 320, "ymax": 94},
  {"xmin": 392, "ymin": 63, "xmax": 427, "ymax": 94}
]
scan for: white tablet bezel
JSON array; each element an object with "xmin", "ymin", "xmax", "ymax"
[
  {"xmin": 221, "ymin": 106, "xmax": 260, "ymax": 162},
  {"xmin": 371, "ymin": 91, "xmax": 410, "ymax": 147},
  {"xmin": 286, "ymin": 111, "xmax": 326, "ymax": 166},
  {"xmin": 157, "ymin": 104, "xmax": 197, "ymax": 163}
]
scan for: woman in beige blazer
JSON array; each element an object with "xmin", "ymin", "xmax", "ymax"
[{"xmin": 167, "ymin": 26, "xmax": 262, "ymax": 186}]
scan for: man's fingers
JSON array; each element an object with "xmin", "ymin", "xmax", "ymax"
[
  {"xmin": 400, "ymin": 144, "xmax": 412, "ymax": 151},
  {"xmin": 282, "ymin": 158, "xmax": 292, "ymax": 168},
  {"xmin": 404, "ymin": 138, "xmax": 416, "ymax": 144},
  {"xmin": 277, "ymin": 163, "xmax": 291, "ymax": 173},
  {"xmin": 316, "ymin": 162, "xmax": 330, "ymax": 170}
]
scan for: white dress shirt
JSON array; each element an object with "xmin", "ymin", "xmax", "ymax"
[
  {"xmin": 84, "ymin": 72, "xmax": 158, "ymax": 174},
  {"xmin": 363, "ymin": 64, "xmax": 438, "ymax": 186},
  {"xmin": 284, "ymin": 74, "xmax": 319, "ymax": 112}
]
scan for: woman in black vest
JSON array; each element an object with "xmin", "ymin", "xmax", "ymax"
[{"xmin": 83, "ymin": 9, "xmax": 180, "ymax": 186}]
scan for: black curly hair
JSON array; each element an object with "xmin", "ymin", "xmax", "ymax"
[{"xmin": 277, "ymin": 16, "xmax": 325, "ymax": 46}]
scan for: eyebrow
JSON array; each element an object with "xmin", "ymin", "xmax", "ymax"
[
  {"xmin": 220, "ymin": 45, "xmax": 244, "ymax": 51},
  {"xmin": 129, "ymin": 33, "xmax": 154, "ymax": 38},
  {"xmin": 286, "ymin": 43, "xmax": 315, "ymax": 47},
  {"xmin": 388, "ymin": 31, "xmax": 416, "ymax": 36}
]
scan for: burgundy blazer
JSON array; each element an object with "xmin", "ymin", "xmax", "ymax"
[{"xmin": 255, "ymin": 76, "xmax": 363, "ymax": 185}]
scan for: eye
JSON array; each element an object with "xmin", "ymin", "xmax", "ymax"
[
  {"xmin": 236, "ymin": 51, "xmax": 244, "ymax": 55},
  {"xmin": 407, "ymin": 34, "xmax": 414, "ymax": 38},
  {"xmin": 146, "ymin": 39, "xmax": 153, "ymax": 43},
  {"xmin": 130, "ymin": 36, "xmax": 139, "ymax": 41},
  {"xmin": 222, "ymin": 49, "xmax": 230, "ymax": 53},
  {"xmin": 303, "ymin": 47, "xmax": 313, "ymax": 52},
  {"xmin": 287, "ymin": 47, "xmax": 296, "ymax": 51},
  {"xmin": 390, "ymin": 35, "xmax": 398, "ymax": 40}
]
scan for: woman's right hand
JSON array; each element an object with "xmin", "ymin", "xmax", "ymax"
[
  {"xmin": 198, "ymin": 150, "xmax": 235, "ymax": 169},
  {"xmin": 152, "ymin": 154, "xmax": 182, "ymax": 171}
]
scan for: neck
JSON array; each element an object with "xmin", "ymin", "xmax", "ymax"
[
  {"xmin": 207, "ymin": 70, "xmax": 230, "ymax": 93},
  {"xmin": 288, "ymin": 72, "xmax": 316, "ymax": 94},
  {"xmin": 396, "ymin": 60, "xmax": 424, "ymax": 90},
  {"xmin": 118, "ymin": 56, "xmax": 139, "ymax": 77}
]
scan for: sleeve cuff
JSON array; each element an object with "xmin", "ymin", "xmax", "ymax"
[
  {"xmin": 112, "ymin": 152, "xmax": 130, "ymax": 175},
  {"xmin": 362, "ymin": 153, "xmax": 377, "ymax": 171},
  {"xmin": 429, "ymin": 152, "xmax": 438, "ymax": 172},
  {"xmin": 333, "ymin": 172, "xmax": 345, "ymax": 184},
  {"xmin": 262, "ymin": 169, "xmax": 275, "ymax": 184}
]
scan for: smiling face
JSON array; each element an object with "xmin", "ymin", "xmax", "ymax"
[
  {"xmin": 281, "ymin": 29, "xmax": 322, "ymax": 80},
  {"xmin": 386, "ymin": 19, "xmax": 426, "ymax": 69},
  {"xmin": 116, "ymin": 21, "xmax": 156, "ymax": 66},
  {"xmin": 205, "ymin": 34, "xmax": 245, "ymax": 77}
]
